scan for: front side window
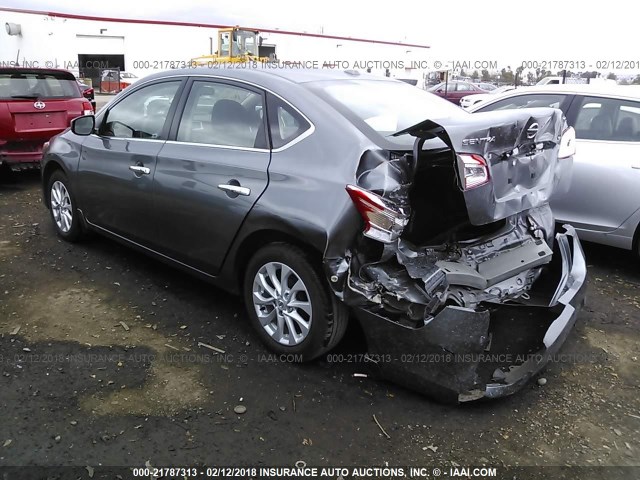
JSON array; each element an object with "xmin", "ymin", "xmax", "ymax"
[
  {"xmin": 177, "ymin": 81, "xmax": 266, "ymax": 148},
  {"xmin": 574, "ymin": 96, "xmax": 640, "ymax": 141},
  {"xmin": 101, "ymin": 81, "xmax": 181, "ymax": 139},
  {"xmin": 220, "ymin": 32, "xmax": 231, "ymax": 57}
]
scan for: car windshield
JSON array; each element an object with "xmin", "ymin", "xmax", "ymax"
[
  {"xmin": 309, "ymin": 79, "xmax": 466, "ymax": 146},
  {"xmin": 0, "ymin": 70, "xmax": 81, "ymax": 100}
]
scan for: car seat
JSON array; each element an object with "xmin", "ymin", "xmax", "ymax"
[
  {"xmin": 616, "ymin": 117, "xmax": 637, "ymax": 141},
  {"xmin": 589, "ymin": 114, "xmax": 613, "ymax": 140},
  {"xmin": 210, "ymin": 99, "xmax": 256, "ymax": 147}
]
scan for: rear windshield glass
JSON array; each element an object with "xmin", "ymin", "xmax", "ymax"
[
  {"xmin": 307, "ymin": 79, "xmax": 466, "ymax": 147},
  {"xmin": 0, "ymin": 71, "xmax": 81, "ymax": 100}
]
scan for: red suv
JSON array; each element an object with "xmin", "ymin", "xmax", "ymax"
[{"xmin": 0, "ymin": 68, "xmax": 93, "ymax": 170}]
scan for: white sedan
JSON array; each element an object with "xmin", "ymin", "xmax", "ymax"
[{"xmin": 460, "ymin": 85, "xmax": 517, "ymax": 109}]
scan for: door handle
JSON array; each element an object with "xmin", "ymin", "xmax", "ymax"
[
  {"xmin": 218, "ymin": 183, "xmax": 251, "ymax": 196},
  {"xmin": 129, "ymin": 165, "xmax": 151, "ymax": 175},
  {"xmin": 632, "ymin": 163, "xmax": 640, "ymax": 170}
]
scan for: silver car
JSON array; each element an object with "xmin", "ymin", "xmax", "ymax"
[{"xmin": 471, "ymin": 84, "xmax": 640, "ymax": 257}]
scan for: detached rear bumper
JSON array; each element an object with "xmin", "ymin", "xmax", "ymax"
[{"xmin": 354, "ymin": 226, "xmax": 587, "ymax": 403}]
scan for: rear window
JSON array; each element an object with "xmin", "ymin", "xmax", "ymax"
[
  {"xmin": 308, "ymin": 79, "xmax": 465, "ymax": 147},
  {"xmin": 0, "ymin": 70, "xmax": 81, "ymax": 100}
]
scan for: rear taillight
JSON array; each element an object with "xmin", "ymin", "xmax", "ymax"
[
  {"xmin": 458, "ymin": 154, "xmax": 490, "ymax": 190},
  {"xmin": 84, "ymin": 88, "xmax": 94, "ymax": 96},
  {"xmin": 346, "ymin": 184, "xmax": 408, "ymax": 243},
  {"xmin": 558, "ymin": 126, "xmax": 576, "ymax": 159},
  {"xmin": 82, "ymin": 101, "xmax": 93, "ymax": 116}
]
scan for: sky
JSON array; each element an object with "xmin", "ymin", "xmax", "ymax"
[{"xmin": 1, "ymin": 0, "xmax": 638, "ymax": 74}]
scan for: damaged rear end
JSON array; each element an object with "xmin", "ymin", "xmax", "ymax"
[{"xmin": 327, "ymin": 108, "xmax": 586, "ymax": 403}]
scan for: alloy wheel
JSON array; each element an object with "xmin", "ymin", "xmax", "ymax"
[
  {"xmin": 252, "ymin": 262, "xmax": 312, "ymax": 346},
  {"xmin": 50, "ymin": 180, "xmax": 73, "ymax": 233}
]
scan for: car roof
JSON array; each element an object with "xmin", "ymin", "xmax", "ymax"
[
  {"xmin": 141, "ymin": 67, "xmax": 397, "ymax": 86},
  {"xmin": 0, "ymin": 67, "xmax": 76, "ymax": 79},
  {"xmin": 487, "ymin": 83, "xmax": 640, "ymax": 100}
]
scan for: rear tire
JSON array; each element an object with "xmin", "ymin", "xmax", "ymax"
[
  {"xmin": 47, "ymin": 170, "xmax": 84, "ymax": 242},
  {"xmin": 243, "ymin": 243, "xmax": 348, "ymax": 361}
]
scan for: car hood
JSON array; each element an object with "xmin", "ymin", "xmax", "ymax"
[
  {"xmin": 394, "ymin": 107, "xmax": 572, "ymax": 225},
  {"xmin": 461, "ymin": 93, "xmax": 490, "ymax": 102}
]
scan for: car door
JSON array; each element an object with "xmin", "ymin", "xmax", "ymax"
[
  {"xmin": 152, "ymin": 78, "xmax": 271, "ymax": 275},
  {"xmin": 77, "ymin": 79, "xmax": 184, "ymax": 246},
  {"xmin": 451, "ymin": 82, "xmax": 473, "ymax": 104},
  {"xmin": 552, "ymin": 95, "xmax": 640, "ymax": 232}
]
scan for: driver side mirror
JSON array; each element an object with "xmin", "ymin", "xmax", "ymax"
[{"xmin": 71, "ymin": 115, "xmax": 95, "ymax": 136}]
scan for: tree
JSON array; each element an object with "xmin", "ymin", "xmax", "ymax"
[
  {"xmin": 606, "ymin": 72, "xmax": 617, "ymax": 80},
  {"xmin": 481, "ymin": 69, "xmax": 491, "ymax": 82},
  {"xmin": 471, "ymin": 70, "xmax": 479, "ymax": 81},
  {"xmin": 633, "ymin": 75, "xmax": 640, "ymax": 85},
  {"xmin": 535, "ymin": 69, "xmax": 552, "ymax": 81},
  {"xmin": 500, "ymin": 67, "xmax": 515, "ymax": 84},
  {"xmin": 515, "ymin": 66, "xmax": 524, "ymax": 85},
  {"xmin": 459, "ymin": 67, "xmax": 466, "ymax": 78},
  {"xmin": 581, "ymin": 71, "xmax": 599, "ymax": 79},
  {"xmin": 526, "ymin": 71, "xmax": 536, "ymax": 85}
]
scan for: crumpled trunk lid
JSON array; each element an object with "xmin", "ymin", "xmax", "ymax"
[{"xmin": 394, "ymin": 107, "xmax": 571, "ymax": 225}]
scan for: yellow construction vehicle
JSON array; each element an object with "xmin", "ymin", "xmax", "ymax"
[{"xmin": 191, "ymin": 27, "xmax": 275, "ymax": 65}]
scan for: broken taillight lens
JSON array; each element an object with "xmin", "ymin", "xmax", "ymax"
[
  {"xmin": 458, "ymin": 154, "xmax": 490, "ymax": 190},
  {"xmin": 558, "ymin": 126, "xmax": 576, "ymax": 159},
  {"xmin": 346, "ymin": 184, "xmax": 408, "ymax": 243}
]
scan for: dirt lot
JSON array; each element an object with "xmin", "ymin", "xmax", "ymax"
[{"xmin": 0, "ymin": 172, "xmax": 638, "ymax": 477}]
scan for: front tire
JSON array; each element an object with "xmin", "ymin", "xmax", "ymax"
[
  {"xmin": 243, "ymin": 243, "xmax": 348, "ymax": 361},
  {"xmin": 47, "ymin": 170, "xmax": 84, "ymax": 242}
]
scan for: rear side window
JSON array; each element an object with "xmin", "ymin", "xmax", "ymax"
[
  {"xmin": 0, "ymin": 70, "xmax": 81, "ymax": 100},
  {"xmin": 574, "ymin": 96, "xmax": 640, "ymax": 141},
  {"xmin": 478, "ymin": 94, "xmax": 567, "ymax": 111},
  {"xmin": 267, "ymin": 94, "xmax": 311, "ymax": 149},
  {"xmin": 176, "ymin": 81, "xmax": 267, "ymax": 148}
]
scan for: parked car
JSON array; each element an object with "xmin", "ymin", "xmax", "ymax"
[
  {"xmin": 0, "ymin": 68, "xmax": 94, "ymax": 171},
  {"xmin": 100, "ymin": 70, "xmax": 138, "ymax": 93},
  {"xmin": 476, "ymin": 82, "xmax": 497, "ymax": 91},
  {"xmin": 76, "ymin": 79, "xmax": 96, "ymax": 111},
  {"xmin": 41, "ymin": 69, "xmax": 585, "ymax": 403},
  {"xmin": 427, "ymin": 81, "xmax": 490, "ymax": 104},
  {"xmin": 460, "ymin": 85, "xmax": 517, "ymax": 109},
  {"xmin": 536, "ymin": 76, "xmax": 588, "ymax": 86},
  {"xmin": 470, "ymin": 84, "xmax": 640, "ymax": 257}
]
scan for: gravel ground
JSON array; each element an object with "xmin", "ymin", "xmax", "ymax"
[{"xmin": 0, "ymin": 172, "xmax": 638, "ymax": 478}]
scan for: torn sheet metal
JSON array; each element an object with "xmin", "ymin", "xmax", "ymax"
[
  {"xmin": 353, "ymin": 227, "xmax": 586, "ymax": 403},
  {"xmin": 322, "ymin": 107, "xmax": 584, "ymax": 402},
  {"xmin": 394, "ymin": 108, "xmax": 572, "ymax": 225}
]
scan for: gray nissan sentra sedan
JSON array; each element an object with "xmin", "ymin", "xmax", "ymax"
[{"xmin": 41, "ymin": 67, "xmax": 586, "ymax": 403}]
